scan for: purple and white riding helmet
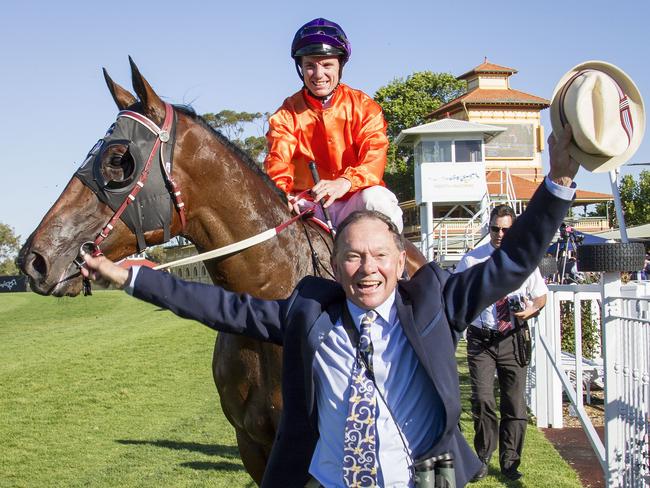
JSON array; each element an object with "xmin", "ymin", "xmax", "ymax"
[{"xmin": 291, "ymin": 18, "xmax": 351, "ymax": 78}]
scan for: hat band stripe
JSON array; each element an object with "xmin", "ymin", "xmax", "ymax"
[
  {"xmin": 558, "ymin": 71, "xmax": 583, "ymax": 128},
  {"xmin": 619, "ymin": 96, "xmax": 633, "ymax": 144},
  {"xmin": 559, "ymin": 69, "xmax": 633, "ymax": 147}
]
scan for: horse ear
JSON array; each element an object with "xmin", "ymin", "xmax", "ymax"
[
  {"xmin": 129, "ymin": 56, "xmax": 166, "ymax": 124},
  {"xmin": 103, "ymin": 68, "xmax": 136, "ymax": 110}
]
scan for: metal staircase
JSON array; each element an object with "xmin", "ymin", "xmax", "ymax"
[{"xmin": 424, "ymin": 168, "xmax": 520, "ymax": 267}]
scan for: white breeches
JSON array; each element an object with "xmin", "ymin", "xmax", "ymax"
[{"xmin": 295, "ymin": 186, "xmax": 403, "ymax": 233}]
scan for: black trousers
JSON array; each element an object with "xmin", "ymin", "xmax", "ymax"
[{"xmin": 467, "ymin": 326, "xmax": 528, "ymax": 472}]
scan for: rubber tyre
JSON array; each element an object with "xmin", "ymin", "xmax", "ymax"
[
  {"xmin": 576, "ymin": 242, "xmax": 645, "ymax": 272},
  {"xmin": 538, "ymin": 256, "xmax": 558, "ymax": 277}
]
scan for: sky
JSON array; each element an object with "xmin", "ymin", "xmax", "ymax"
[{"xmin": 2, "ymin": 0, "xmax": 649, "ymax": 242}]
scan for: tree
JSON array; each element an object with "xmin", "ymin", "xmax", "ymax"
[
  {"xmin": 0, "ymin": 223, "xmax": 21, "ymax": 275},
  {"xmin": 595, "ymin": 170, "xmax": 650, "ymax": 227},
  {"xmin": 374, "ymin": 72, "xmax": 466, "ymax": 201},
  {"xmin": 203, "ymin": 110, "xmax": 269, "ymax": 164}
]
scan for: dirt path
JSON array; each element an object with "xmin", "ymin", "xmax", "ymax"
[{"xmin": 542, "ymin": 393, "xmax": 606, "ymax": 488}]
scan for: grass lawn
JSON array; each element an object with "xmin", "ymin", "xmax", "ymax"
[
  {"xmin": 1, "ymin": 291, "xmax": 582, "ymax": 487},
  {"xmin": 456, "ymin": 341, "xmax": 582, "ymax": 487}
]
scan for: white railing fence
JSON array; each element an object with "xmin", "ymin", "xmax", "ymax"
[{"xmin": 528, "ymin": 274, "xmax": 650, "ymax": 487}]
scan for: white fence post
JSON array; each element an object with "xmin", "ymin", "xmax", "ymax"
[
  {"xmin": 602, "ymin": 272, "xmax": 623, "ymax": 485},
  {"xmin": 532, "ymin": 296, "xmax": 564, "ymax": 427},
  {"xmin": 601, "ymin": 272, "xmax": 650, "ymax": 487}
]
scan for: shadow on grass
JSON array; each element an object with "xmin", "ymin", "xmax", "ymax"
[
  {"xmin": 471, "ymin": 465, "xmax": 525, "ymax": 487},
  {"xmin": 117, "ymin": 439, "xmax": 241, "ymax": 459},
  {"xmin": 180, "ymin": 460, "xmax": 246, "ymax": 472},
  {"xmin": 498, "ymin": 474, "xmax": 524, "ymax": 487}
]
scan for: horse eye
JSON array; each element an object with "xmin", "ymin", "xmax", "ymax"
[
  {"xmin": 109, "ymin": 155, "xmax": 123, "ymax": 167},
  {"xmin": 100, "ymin": 145, "xmax": 136, "ymax": 188}
]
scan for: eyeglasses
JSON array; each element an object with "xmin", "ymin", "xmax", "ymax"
[{"xmin": 490, "ymin": 225, "xmax": 510, "ymax": 234}]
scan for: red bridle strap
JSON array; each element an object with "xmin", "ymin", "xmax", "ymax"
[{"xmin": 93, "ymin": 103, "xmax": 186, "ymax": 253}]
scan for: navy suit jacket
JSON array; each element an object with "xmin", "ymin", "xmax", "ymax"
[{"xmin": 133, "ymin": 182, "xmax": 572, "ymax": 487}]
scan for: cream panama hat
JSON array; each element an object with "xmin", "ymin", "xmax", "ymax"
[{"xmin": 550, "ymin": 61, "xmax": 645, "ymax": 172}]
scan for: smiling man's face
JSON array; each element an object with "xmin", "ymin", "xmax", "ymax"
[
  {"xmin": 332, "ymin": 217, "xmax": 406, "ymax": 310},
  {"xmin": 301, "ymin": 55, "xmax": 340, "ymax": 97}
]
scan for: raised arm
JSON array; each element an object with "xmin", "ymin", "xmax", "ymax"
[{"xmin": 444, "ymin": 126, "xmax": 578, "ymax": 330}]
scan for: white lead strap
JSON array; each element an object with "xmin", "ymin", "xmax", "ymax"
[{"xmin": 153, "ymin": 228, "xmax": 278, "ymax": 270}]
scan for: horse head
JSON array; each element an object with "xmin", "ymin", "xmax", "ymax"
[{"xmin": 19, "ymin": 58, "xmax": 188, "ymax": 296}]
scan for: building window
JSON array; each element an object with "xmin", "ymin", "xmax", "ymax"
[
  {"xmin": 485, "ymin": 124, "xmax": 535, "ymax": 158},
  {"xmin": 417, "ymin": 140, "xmax": 452, "ymax": 163},
  {"xmin": 455, "ymin": 140, "xmax": 482, "ymax": 162}
]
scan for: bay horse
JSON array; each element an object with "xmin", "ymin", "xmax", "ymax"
[{"xmin": 18, "ymin": 59, "xmax": 426, "ymax": 484}]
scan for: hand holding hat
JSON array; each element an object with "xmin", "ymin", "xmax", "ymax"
[
  {"xmin": 550, "ymin": 61, "xmax": 645, "ymax": 172},
  {"xmin": 549, "ymin": 125, "xmax": 579, "ymax": 187}
]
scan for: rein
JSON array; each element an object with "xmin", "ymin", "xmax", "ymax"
[
  {"xmin": 152, "ymin": 185, "xmax": 334, "ymax": 280},
  {"xmin": 154, "ymin": 207, "xmax": 314, "ymax": 271}
]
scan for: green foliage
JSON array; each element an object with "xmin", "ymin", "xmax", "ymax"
[
  {"xmin": 203, "ymin": 110, "xmax": 269, "ymax": 164},
  {"xmin": 589, "ymin": 202, "xmax": 606, "ymax": 218},
  {"xmin": 242, "ymin": 135, "xmax": 268, "ymax": 163},
  {"xmin": 560, "ymin": 300, "xmax": 600, "ymax": 359},
  {"xmin": 0, "ymin": 222, "xmax": 21, "ymax": 275},
  {"xmin": 596, "ymin": 170, "xmax": 650, "ymax": 227},
  {"xmin": 374, "ymin": 72, "xmax": 466, "ymax": 201},
  {"xmin": 374, "ymin": 72, "xmax": 466, "ymax": 140}
]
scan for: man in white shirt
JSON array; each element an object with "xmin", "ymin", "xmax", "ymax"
[{"xmin": 456, "ymin": 205, "xmax": 548, "ymax": 482}]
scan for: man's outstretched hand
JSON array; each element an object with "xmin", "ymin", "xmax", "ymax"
[{"xmin": 80, "ymin": 253, "xmax": 130, "ymax": 289}]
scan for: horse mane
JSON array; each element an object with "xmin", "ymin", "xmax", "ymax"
[{"xmin": 173, "ymin": 105, "xmax": 287, "ymax": 203}]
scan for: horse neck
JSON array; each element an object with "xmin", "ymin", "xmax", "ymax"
[{"xmin": 175, "ymin": 117, "xmax": 311, "ymax": 295}]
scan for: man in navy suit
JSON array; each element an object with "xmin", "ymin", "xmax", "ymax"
[{"xmin": 82, "ymin": 128, "xmax": 578, "ymax": 487}]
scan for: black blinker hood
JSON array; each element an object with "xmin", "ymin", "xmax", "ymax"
[{"xmin": 74, "ymin": 111, "xmax": 177, "ymax": 251}]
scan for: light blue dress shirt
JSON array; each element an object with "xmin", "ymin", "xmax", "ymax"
[{"xmin": 309, "ymin": 293, "xmax": 444, "ymax": 488}]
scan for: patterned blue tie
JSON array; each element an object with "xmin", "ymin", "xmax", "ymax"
[{"xmin": 343, "ymin": 310, "xmax": 378, "ymax": 487}]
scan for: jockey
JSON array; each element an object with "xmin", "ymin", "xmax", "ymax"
[{"xmin": 264, "ymin": 18, "xmax": 404, "ymax": 232}]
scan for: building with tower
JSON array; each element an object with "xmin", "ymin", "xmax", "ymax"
[{"xmin": 398, "ymin": 60, "xmax": 613, "ymax": 265}]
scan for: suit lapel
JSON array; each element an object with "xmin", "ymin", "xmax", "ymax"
[
  {"xmin": 396, "ymin": 288, "xmax": 437, "ymax": 379},
  {"xmin": 395, "ymin": 289, "xmax": 419, "ymax": 350}
]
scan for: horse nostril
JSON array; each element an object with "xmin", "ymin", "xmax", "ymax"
[{"xmin": 30, "ymin": 251, "xmax": 48, "ymax": 278}]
